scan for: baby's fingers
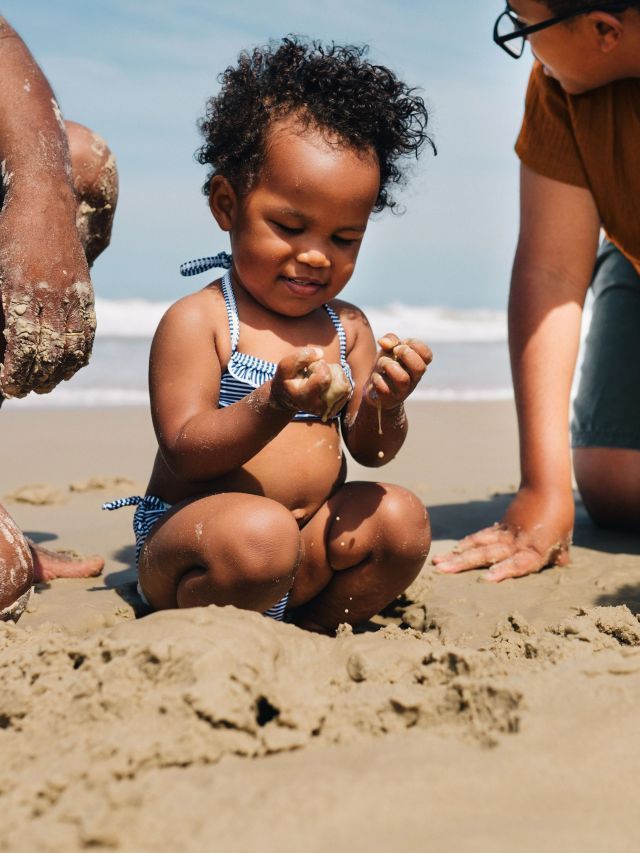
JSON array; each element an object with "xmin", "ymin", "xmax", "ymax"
[
  {"xmin": 399, "ymin": 338, "xmax": 433, "ymax": 367},
  {"xmin": 377, "ymin": 333, "xmax": 401, "ymax": 353},
  {"xmin": 278, "ymin": 346, "xmax": 324, "ymax": 379},
  {"xmin": 368, "ymin": 369, "xmax": 393, "ymax": 400},
  {"xmin": 391, "ymin": 344, "xmax": 429, "ymax": 384}
]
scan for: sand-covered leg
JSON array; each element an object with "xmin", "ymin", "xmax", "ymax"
[
  {"xmin": 66, "ymin": 120, "xmax": 118, "ymax": 268},
  {"xmin": 27, "ymin": 539, "xmax": 104, "ymax": 582},
  {"xmin": 0, "ymin": 502, "xmax": 33, "ymax": 619},
  {"xmin": 138, "ymin": 492, "xmax": 302, "ymax": 612},
  {"xmin": 290, "ymin": 481, "xmax": 430, "ymax": 632}
]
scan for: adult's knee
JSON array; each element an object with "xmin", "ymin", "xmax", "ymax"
[
  {"xmin": 66, "ymin": 121, "xmax": 117, "ymax": 200},
  {"xmin": 0, "ymin": 508, "xmax": 34, "ymax": 612},
  {"xmin": 66, "ymin": 120, "xmax": 118, "ymax": 264},
  {"xmin": 574, "ymin": 447, "xmax": 640, "ymax": 531}
]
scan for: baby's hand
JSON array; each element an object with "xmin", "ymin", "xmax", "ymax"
[
  {"xmin": 272, "ymin": 347, "xmax": 352, "ymax": 421},
  {"xmin": 364, "ymin": 334, "xmax": 432, "ymax": 410}
]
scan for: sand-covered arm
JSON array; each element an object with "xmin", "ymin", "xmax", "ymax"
[
  {"xmin": 434, "ymin": 166, "xmax": 600, "ymax": 581},
  {"xmin": 0, "ymin": 17, "xmax": 93, "ymax": 398},
  {"xmin": 340, "ymin": 304, "xmax": 431, "ymax": 467}
]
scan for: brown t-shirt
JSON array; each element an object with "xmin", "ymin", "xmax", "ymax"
[{"xmin": 516, "ymin": 61, "xmax": 640, "ymax": 270}]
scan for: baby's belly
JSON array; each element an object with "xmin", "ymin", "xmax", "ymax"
[
  {"xmin": 154, "ymin": 421, "xmax": 347, "ymax": 526},
  {"xmin": 229, "ymin": 422, "xmax": 346, "ymax": 522}
]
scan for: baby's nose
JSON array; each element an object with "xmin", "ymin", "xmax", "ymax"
[{"xmin": 296, "ymin": 249, "xmax": 331, "ymax": 268}]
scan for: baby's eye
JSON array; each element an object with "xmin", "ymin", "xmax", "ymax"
[
  {"xmin": 332, "ymin": 235, "xmax": 360, "ymax": 247},
  {"xmin": 272, "ymin": 221, "xmax": 304, "ymax": 235}
]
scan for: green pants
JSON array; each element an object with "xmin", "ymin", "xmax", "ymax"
[{"xmin": 572, "ymin": 241, "xmax": 640, "ymax": 450}]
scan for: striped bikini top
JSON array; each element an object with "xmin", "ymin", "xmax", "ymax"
[{"xmin": 218, "ymin": 270, "xmax": 354, "ymax": 422}]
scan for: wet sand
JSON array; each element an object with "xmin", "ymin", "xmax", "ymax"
[{"xmin": 1, "ymin": 401, "xmax": 639, "ymax": 852}]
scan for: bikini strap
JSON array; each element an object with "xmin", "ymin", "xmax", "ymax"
[
  {"xmin": 324, "ymin": 304, "xmax": 348, "ymax": 366},
  {"xmin": 179, "ymin": 251, "xmax": 233, "ymax": 277},
  {"xmin": 220, "ymin": 270, "xmax": 240, "ymax": 353},
  {"xmin": 102, "ymin": 496, "xmax": 144, "ymax": 511}
]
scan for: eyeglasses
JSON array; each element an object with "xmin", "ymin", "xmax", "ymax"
[{"xmin": 493, "ymin": 2, "xmax": 630, "ymax": 58}]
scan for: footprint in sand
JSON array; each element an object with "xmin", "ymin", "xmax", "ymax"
[
  {"xmin": 4, "ymin": 484, "xmax": 67, "ymax": 506},
  {"xmin": 69, "ymin": 475, "xmax": 136, "ymax": 493}
]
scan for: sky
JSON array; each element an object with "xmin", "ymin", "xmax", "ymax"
[{"xmin": 4, "ymin": 1, "xmax": 533, "ymax": 308}]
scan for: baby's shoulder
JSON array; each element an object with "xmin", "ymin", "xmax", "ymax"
[
  {"xmin": 327, "ymin": 298, "xmax": 375, "ymax": 349},
  {"xmin": 156, "ymin": 280, "xmax": 228, "ymax": 337}
]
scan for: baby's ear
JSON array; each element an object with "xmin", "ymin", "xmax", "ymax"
[{"xmin": 209, "ymin": 176, "xmax": 237, "ymax": 230}]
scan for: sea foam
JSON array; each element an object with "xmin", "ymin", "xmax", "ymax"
[{"xmin": 95, "ymin": 298, "xmax": 508, "ymax": 343}]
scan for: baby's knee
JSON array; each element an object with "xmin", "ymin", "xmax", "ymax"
[
  {"xmin": 378, "ymin": 485, "xmax": 431, "ymax": 561},
  {"xmin": 228, "ymin": 501, "xmax": 301, "ymax": 586}
]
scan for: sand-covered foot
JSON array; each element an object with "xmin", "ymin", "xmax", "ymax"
[{"xmin": 27, "ymin": 540, "xmax": 104, "ymax": 582}]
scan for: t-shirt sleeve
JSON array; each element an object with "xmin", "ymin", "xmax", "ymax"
[{"xmin": 515, "ymin": 62, "xmax": 588, "ymax": 188}]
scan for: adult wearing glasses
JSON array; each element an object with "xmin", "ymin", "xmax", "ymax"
[
  {"xmin": 0, "ymin": 17, "xmax": 118, "ymax": 620},
  {"xmin": 434, "ymin": 1, "xmax": 640, "ymax": 581}
]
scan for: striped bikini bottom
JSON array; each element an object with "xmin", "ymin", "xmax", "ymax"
[{"xmin": 103, "ymin": 495, "xmax": 289, "ymax": 621}]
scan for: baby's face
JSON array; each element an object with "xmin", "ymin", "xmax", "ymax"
[{"xmin": 222, "ymin": 117, "xmax": 380, "ymax": 316}]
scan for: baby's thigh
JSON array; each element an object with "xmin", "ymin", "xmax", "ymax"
[{"xmin": 139, "ymin": 492, "xmax": 301, "ymax": 609}]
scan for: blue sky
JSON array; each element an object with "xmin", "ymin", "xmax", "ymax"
[{"xmin": 4, "ymin": 1, "xmax": 532, "ymax": 308}]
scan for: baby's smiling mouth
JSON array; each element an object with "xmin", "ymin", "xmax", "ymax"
[{"xmin": 283, "ymin": 275, "xmax": 326, "ymax": 293}]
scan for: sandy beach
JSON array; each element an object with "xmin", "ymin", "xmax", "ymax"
[{"xmin": 1, "ymin": 400, "xmax": 639, "ymax": 852}]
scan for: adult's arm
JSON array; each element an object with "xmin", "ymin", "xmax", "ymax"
[
  {"xmin": 433, "ymin": 164, "xmax": 601, "ymax": 581},
  {"xmin": 0, "ymin": 17, "xmax": 94, "ymax": 397}
]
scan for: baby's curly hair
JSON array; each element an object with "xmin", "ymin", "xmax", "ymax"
[{"xmin": 196, "ymin": 37, "xmax": 435, "ymax": 213}]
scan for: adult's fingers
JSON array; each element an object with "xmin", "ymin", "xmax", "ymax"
[
  {"xmin": 0, "ymin": 290, "xmax": 40, "ymax": 398},
  {"xmin": 485, "ymin": 549, "xmax": 546, "ymax": 582},
  {"xmin": 60, "ymin": 280, "xmax": 96, "ymax": 382},
  {"xmin": 26, "ymin": 304, "xmax": 66, "ymax": 395},
  {"xmin": 433, "ymin": 526, "xmax": 511, "ymax": 564},
  {"xmin": 433, "ymin": 540, "xmax": 516, "ymax": 574},
  {"xmin": 1, "ymin": 281, "xmax": 96, "ymax": 396}
]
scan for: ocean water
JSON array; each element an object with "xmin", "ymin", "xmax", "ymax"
[{"xmin": 5, "ymin": 298, "xmax": 516, "ymax": 408}]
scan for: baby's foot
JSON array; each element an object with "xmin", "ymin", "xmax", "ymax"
[{"xmin": 27, "ymin": 540, "xmax": 104, "ymax": 582}]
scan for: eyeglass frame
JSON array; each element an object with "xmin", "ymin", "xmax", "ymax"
[{"xmin": 493, "ymin": 1, "xmax": 631, "ymax": 58}]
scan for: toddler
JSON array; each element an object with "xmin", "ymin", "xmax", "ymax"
[{"xmin": 107, "ymin": 38, "xmax": 434, "ymax": 633}]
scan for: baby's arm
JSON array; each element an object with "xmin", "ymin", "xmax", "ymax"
[
  {"xmin": 340, "ymin": 306, "xmax": 432, "ymax": 467},
  {"xmin": 150, "ymin": 290, "xmax": 342, "ymax": 482}
]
